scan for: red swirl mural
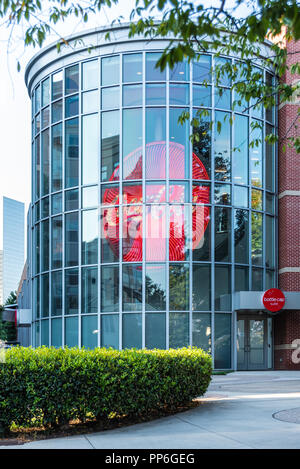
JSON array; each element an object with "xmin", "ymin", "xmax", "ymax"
[{"xmin": 102, "ymin": 142, "xmax": 210, "ymax": 262}]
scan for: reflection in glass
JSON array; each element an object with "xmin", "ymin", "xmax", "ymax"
[
  {"xmin": 146, "ymin": 313, "xmax": 166, "ymax": 349},
  {"xmin": 146, "ymin": 183, "xmax": 166, "ymax": 203},
  {"xmin": 234, "ymin": 209, "xmax": 249, "ymax": 264},
  {"xmin": 41, "ymin": 219, "xmax": 49, "ymax": 272},
  {"xmin": 65, "ymin": 94, "xmax": 79, "ymax": 118},
  {"xmin": 169, "ymin": 108, "xmax": 189, "ymax": 179},
  {"xmin": 82, "ymin": 90, "xmax": 98, "ymax": 114},
  {"xmin": 146, "ymin": 205, "xmax": 166, "ymax": 261},
  {"xmin": 65, "ymin": 317, "xmax": 78, "ymax": 347},
  {"xmin": 52, "ymin": 71, "xmax": 63, "ymax": 101},
  {"xmin": 65, "ymin": 269, "xmax": 78, "ymax": 315},
  {"xmin": 146, "ymin": 52, "xmax": 166, "ymax": 81},
  {"xmin": 51, "ymin": 216, "xmax": 62, "ymax": 269},
  {"xmin": 169, "ymin": 264, "xmax": 189, "ymax": 310},
  {"xmin": 123, "ymin": 205, "xmax": 142, "ymax": 262},
  {"xmin": 101, "ymin": 314, "xmax": 119, "ymax": 349},
  {"xmin": 102, "ymin": 86, "xmax": 120, "ymax": 110},
  {"xmin": 82, "ymin": 186, "xmax": 98, "ymax": 208},
  {"xmin": 192, "ymin": 204, "xmax": 210, "ymax": 261},
  {"xmin": 101, "ymin": 56, "xmax": 119, "ymax": 86},
  {"xmin": 215, "ymin": 207, "xmax": 231, "ymax": 262},
  {"xmin": 101, "ymin": 206, "xmax": 119, "ymax": 263},
  {"xmin": 234, "ymin": 186, "xmax": 248, "ymax": 208},
  {"xmin": 266, "ymin": 124, "xmax": 275, "ymax": 191},
  {"xmin": 252, "ymin": 268, "xmax": 263, "ymax": 290},
  {"xmin": 192, "ymin": 264, "xmax": 211, "ymax": 311},
  {"xmin": 101, "ymin": 110, "xmax": 120, "ymax": 182},
  {"xmin": 51, "ymin": 318, "xmax": 62, "ymax": 348},
  {"xmin": 192, "ymin": 313, "xmax": 211, "ymax": 351},
  {"xmin": 265, "ymin": 216, "xmax": 275, "ymax": 269},
  {"xmin": 169, "ymin": 60, "xmax": 189, "ymax": 81},
  {"xmin": 250, "ymin": 123, "xmax": 263, "ymax": 187},
  {"xmin": 42, "ymin": 107, "xmax": 50, "ymax": 129},
  {"xmin": 82, "ymin": 315, "xmax": 98, "ymax": 349},
  {"xmin": 82, "ymin": 60, "xmax": 98, "ymax": 90},
  {"xmin": 193, "ymin": 85, "xmax": 211, "ymax": 107},
  {"xmin": 169, "ymin": 205, "xmax": 189, "ymax": 261},
  {"xmin": 169, "ymin": 182, "xmax": 189, "ymax": 202},
  {"xmin": 41, "ymin": 129, "xmax": 49, "ymax": 196},
  {"xmin": 193, "ymin": 55, "xmax": 212, "ymax": 83},
  {"xmin": 52, "ymin": 100, "xmax": 62, "ymax": 123},
  {"xmin": 41, "ymin": 273, "xmax": 49, "ymax": 318},
  {"xmin": 214, "ymin": 314, "xmax": 231, "ymax": 368},
  {"xmin": 65, "ymin": 65, "xmax": 79, "ymax": 95},
  {"xmin": 41, "ymin": 196, "xmax": 49, "ymax": 218},
  {"xmin": 169, "ymin": 313, "xmax": 189, "ymax": 348},
  {"xmin": 233, "ymin": 115, "xmax": 248, "ymax": 185},
  {"xmin": 42, "ymin": 77, "xmax": 50, "ymax": 106},
  {"xmin": 51, "ymin": 270, "xmax": 62, "ymax": 316},
  {"xmin": 123, "ymin": 54, "xmax": 143, "ymax": 82},
  {"xmin": 215, "ymin": 265, "xmax": 231, "ymax": 311},
  {"xmin": 123, "ymin": 108, "xmax": 143, "ymax": 180},
  {"xmin": 65, "ymin": 212, "xmax": 79, "ymax": 267},
  {"xmin": 146, "ymin": 84, "xmax": 166, "ymax": 105},
  {"xmin": 51, "ymin": 124, "xmax": 62, "ymax": 191},
  {"xmin": 252, "ymin": 189, "xmax": 263, "ymax": 210},
  {"xmin": 251, "ymin": 212, "xmax": 263, "ymax": 265},
  {"xmin": 65, "ymin": 118, "xmax": 79, "ymax": 188},
  {"xmin": 122, "ymin": 264, "xmax": 142, "ymax": 311},
  {"xmin": 215, "ymin": 88, "xmax": 231, "ymax": 110},
  {"xmin": 123, "ymin": 84, "xmax": 142, "ymax": 106},
  {"xmin": 101, "ymin": 265, "xmax": 119, "ymax": 312},
  {"xmin": 35, "ymin": 136, "xmax": 40, "ymax": 200},
  {"xmin": 146, "ymin": 108, "xmax": 166, "ymax": 179},
  {"xmin": 52, "ymin": 192, "xmax": 62, "ymax": 215},
  {"xmin": 214, "ymin": 57, "xmax": 231, "ymax": 87},
  {"xmin": 123, "ymin": 313, "xmax": 142, "ymax": 348},
  {"xmin": 192, "ymin": 111, "xmax": 211, "ymax": 179},
  {"xmin": 65, "ymin": 189, "xmax": 78, "ymax": 211},
  {"xmin": 170, "ymin": 83, "xmax": 189, "ymax": 105},
  {"xmin": 235, "ymin": 266, "xmax": 249, "ymax": 291},
  {"xmin": 82, "ymin": 267, "xmax": 98, "ymax": 314},
  {"xmin": 145, "ymin": 264, "xmax": 166, "ymax": 311},
  {"xmin": 41, "ymin": 320, "xmax": 49, "ymax": 346},
  {"xmin": 214, "ymin": 111, "xmax": 231, "ymax": 181},
  {"xmin": 82, "ymin": 114, "xmax": 98, "ymax": 185},
  {"xmin": 82, "ymin": 209, "xmax": 98, "ymax": 265},
  {"xmin": 215, "ymin": 183, "xmax": 230, "ymax": 205}
]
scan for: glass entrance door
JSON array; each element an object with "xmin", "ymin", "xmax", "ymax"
[{"xmin": 237, "ymin": 316, "xmax": 268, "ymax": 370}]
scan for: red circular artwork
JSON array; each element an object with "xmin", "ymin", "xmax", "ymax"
[
  {"xmin": 262, "ymin": 288, "xmax": 285, "ymax": 312},
  {"xmin": 102, "ymin": 141, "xmax": 210, "ymax": 262}
]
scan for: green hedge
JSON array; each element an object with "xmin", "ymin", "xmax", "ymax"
[{"xmin": 0, "ymin": 346, "xmax": 212, "ymax": 434}]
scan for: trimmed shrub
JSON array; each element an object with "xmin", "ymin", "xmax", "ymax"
[{"xmin": 0, "ymin": 346, "xmax": 212, "ymax": 434}]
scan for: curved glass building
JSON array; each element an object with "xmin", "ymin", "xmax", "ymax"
[{"xmin": 25, "ymin": 25, "xmax": 277, "ymax": 369}]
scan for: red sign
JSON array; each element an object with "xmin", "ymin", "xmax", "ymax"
[{"xmin": 262, "ymin": 289, "xmax": 285, "ymax": 312}]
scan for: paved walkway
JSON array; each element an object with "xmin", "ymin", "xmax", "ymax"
[{"xmin": 2, "ymin": 370, "xmax": 300, "ymax": 449}]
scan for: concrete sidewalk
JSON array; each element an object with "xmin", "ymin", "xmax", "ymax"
[{"xmin": 2, "ymin": 370, "xmax": 300, "ymax": 449}]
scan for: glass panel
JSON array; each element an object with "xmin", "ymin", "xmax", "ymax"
[
  {"xmin": 170, "ymin": 83, "xmax": 189, "ymax": 105},
  {"xmin": 265, "ymin": 216, "xmax": 275, "ymax": 269},
  {"xmin": 41, "ymin": 196, "xmax": 49, "ymax": 218},
  {"xmin": 214, "ymin": 111, "xmax": 231, "ymax": 182},
  {"xmin": 41, "ymin": 129, "xmax": 50, "ymax": 196},
  {"xmin": 215, "ymin": 183, "xmax": 230, "ymax": 205},
  {"xmin": 146, "ymin": 52, "xmax": 166, "ymax": 81},
  {"xmin": 101, "ymin": 56, "xmax": 120, "ymax": 86},
  {"xmin": 146, "ymin": 108, "xmax": 166, "ymax": 179},
  {"xmin": 35, "ymin": 113, "xmax": 41, "ymax": 135},
  {"xmin": 123, "ymin": 205, "xmax": 143, "ymax": 262},
  {"xmin": 234, "ymin": 186, "xmax": 248, "ymax": 208},
  {"xmin": 169, "ymin": 313, "xmax": 189, "ymax": 348},
  {"xmin": 102, "ymin": 86, "xmax": 120, "ymax": 110},
  {"xmin": 266, "ymin": 193, "xmax": 275, "ymax": 214},
  {"xmin": 65, "ymin": 269, "xmax": 79, "ymax": 315},
  {"xmin": 65, "ymin": 317, "xmax": 78, "ymax": 347},
  {"xmin": 101, "ymin": 110, "xmax": 120, "ymax": 182},
  {"xmin": 101, "ymin": 265, "xmax": 119, "ymax": 312},
  {"xmin": 123, "ymin": 84, "xmax": 142, "ymax": 106},
  {"xmin": 234, "ymin": 209, "xmax": 249, "ymax": 264},
  {"xmin": 169, "ymin": 205, "xmax": 190, "ymax": 261},
  {"xmin": 266, "ymin": 270, "xmax": 275, "ymax": 289},
  {"xmin": 41, "ymin": 219, "xmax": 49, "ymax": 272},
  {"xmin": 82, "ymin": 267, "xmax": 98, "ymax": 314},
  {"xmin": 235, "ymin": 266, "xmax": 249, "ymax": 291},
  {"xmin": 34, "ymin": 224, "xmax": 40, "ymax": 274},
  {"xmin": 41, "ymin": 320, "xmax": 49, "ymax": 346},
  {"xmin": 193, "ymin": 55, "xmax": 212, "ymax": 83},
  {"xmin": 51, "ymin": 270, "xmax": 62, "ymax": 316},
  {"xmin": 52, "ymin": 192, "xmax": 62, "ymax": 215},
  {"xmin": 214, "ymin": 57, "xmax": 231, "ymax": 87},
  {"xmin": 169, "ymin": 108, "xmax": 189, "ymax": 179},
  {"xmin": 42, "ymin": 78, "xmax": 50, "ymax": 106},
  {"xmin": 51, "ymin": 216, "xmax": 62, "ymax": 269},
  {"xmin": 237, "ymin": 319, "xmax": 245, "ymax": 366},
  {"xmin": 35, "ymin": 84, "xmax": 41, "ymax": 112},
  {"xmin": 82, "ymin": 90, "xmax": 98, "ymax": 114},
  {"xmin": 146, "ymin": 205, "xmax": 167, "ymax": 261},
  {"xmin": 169, "ymin": 181, "xmax": 189, "ymax": 202},
  {"xmin": 101, "ymin": 314, "xmax": 119, "ymax": 349},
  {"xmin": 65, "ymin": 189, "xmax": 79, "ymax": 211},
  {"xmin": 51, "ymin": 123, "xmax": 63, "ymax": 191},
  {"xmin": 145, "ymin": 264, "xmax": 166, "ymax": 311},
  {"xmin": 146, "ymin": 183, "xmax": 166, "ymax": 203},
  {"xmin": 249, "ymin": 319, "xmax": 264, "ymax": 365},
  {"xmin": 82, "ymin": 209, "xmax": 98, "ymax": 265},
  {"xmin": 41, "ymin": 106, "xmax": 50, "ymax": 129},
  {"xmin": 192, "ymin": 110, "xmax": 211, "ymax": 179},
  {"xmin": 192, "ymin": 313, "xmax": 211, "ymax": 352},
  {"xmin": 101, "ymin": 183, "xmax": 119, "ymax": 205},
  {"xmin": 33, "ymin": 276, "xmax": 40, "ymax": 319},
  {"xmin": 52, "ymin": 100, "xmax": 62, "ymax": 123},
  {"xmin": 250, "ymin": 123, "xmax": 263, "ymax": 187},
  {"xmin": 122, "ymin": 264, "xmax": 142, "ymax": 312},
  {"xmin": 65, "ymin": 65, "xmax": 79, "ymax": 95},
  {"xmin": 82, "ymin": 113, "xmax": 98, "ymax": 185},
  {"xmin": 82, "ymin": 60, "xmax": 98, "ymax": 90},
  {"xmin": 215, "ymin": 265, "xmax": 231, "ymax": 311},
  {"xmin": 214, "ymin": 313, "xmax": 231, "ymax": 369},
  {"xmin": 266, "ymin": 124, "xmax": 275, "ymax": 191},
  {"xmin": 251, "ymin": 212, "xmax": 263, "ymax": 265},
  {"xmin": 52, "ymin": 71, "xmax": 63, "ymax": 101},
  {"xmin": 82, "ymin": 315, "xmax": 98, "ymax": 349},
  {"xmin": 123, "ymin": 53, "xmax": 142, "ymax": 82},
  {"xmin": 193, "ymin": 85, "xmax": 211, "ymax": 107},
  {"xmin": 82, "ymin": 186, "xmax": 98, "ymax": 208},
  {"xmin": 252, "ymin": 268, "xmax": 263, "ymax": 290},
  {"xmin": 65, "ymin": 212, "xmax": 79, "ymax": 267},
  {"xmin": 252, "ymin": 189, "xmax": 263, "ymax": 210},
  {"xmin": 169, "ymin": 264, "xmax": 189, "ymax": 311},
  {"xmin": 101, "ymin": 206, "xmax": 119, "ymax": 263},
  {"xmin": 146, "ymin": 313, "xmax": 166, "ymax": 349},
  {"xmin": 122, "ymin": 313, "xmax": 142, "ymax": 349},
  {"xmin": 233, "ymin": 115, "xmax": 248, "ymax": 185},
  {"xmin": 123, "ymin": 183, "xmax": 142, "ymax": 204},
  {"xmin": 51, "ymin": 318, "xmax": 62, "ymax": 348},
  {"xmin": 169, "ymin": 60, "xmax": 189, "ymax": 81},
  {"xmin": 215, "ymin": 207, "xmax": 231, "ymax": 262},
  {"xmin": 215, "ymin": 88, "xmax": 231, "ymax": 110},
  {"xmin": 146, "ymin": 84, "xmax": 166, "ymax": 105},
  {"xmin": 123, "ymin": 108, "xmax": 143, "ymax": 180},
  {"xmin": 192, "ymin": 204, "xmax": 210, "ymax": 261},
  {"xmin": 192, "ymin": 264, "xmax": 211, "ymax": 311},
  {"xmin": 65, "ymin": 118, "xmax": 79, "ymax": 188},
  {"xmin": 41, "ymin": 273, "xmax": 49, "ymax": 318},
  {"xmin": 65, "ymin": 94, "xmax": 79, "ymax": 118},
  {"xmin": 35, "ymin": 136, "xmax": 40, "ymax": 200}
]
